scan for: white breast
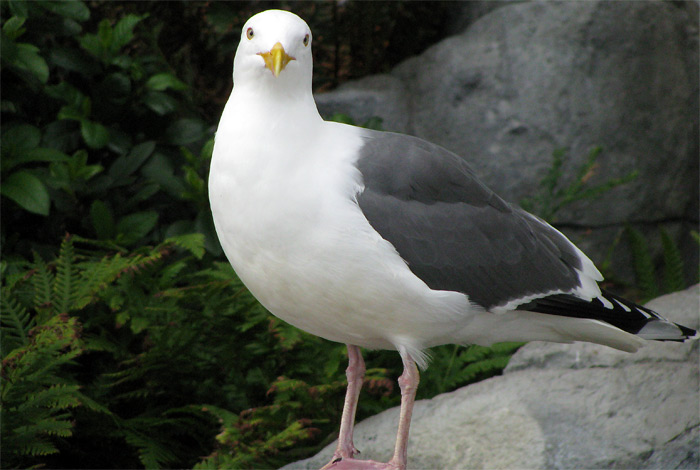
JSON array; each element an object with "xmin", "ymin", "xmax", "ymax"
[{"xmin": 209, "ymin": 100, "xmax": 470, "ymax": 360}]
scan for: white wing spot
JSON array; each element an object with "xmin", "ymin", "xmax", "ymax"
[
  {"xmin": 598, "ymin": 295, "xmax": 614, "ymax": 309},
  {"xmin": 612, "ymin": 298, "xmax": 631, "ymax": 312}
]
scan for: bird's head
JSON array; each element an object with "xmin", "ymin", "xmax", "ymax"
[{"xmin": 233, "ymin": 10, "xmax": 313, "ymax": 92}]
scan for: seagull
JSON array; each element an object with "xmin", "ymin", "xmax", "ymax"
[{"xmin": 208, "ymin": 9, "xmax": 698, "ymax": 470}]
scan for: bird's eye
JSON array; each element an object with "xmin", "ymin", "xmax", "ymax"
[
  {"xmin": 246, "ymin": 27, "xmax": 254, "ymax": 40},
  {"xmin": 303, "ymin": 33, "xmax": 310, "ymax": 46}
]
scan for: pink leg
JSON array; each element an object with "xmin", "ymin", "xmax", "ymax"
[
  {"xmin": 321, "ymin": 350, "xmax": 420, "ymax": 470},
  {"xmin": 330, "ymin": 344, "xmax": 365, "ymax": 462},
  {"xmin": 387, "ymin": 353, "xmax": 419, "ymax": 468}
]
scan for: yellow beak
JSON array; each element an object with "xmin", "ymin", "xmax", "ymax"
[{"xmin": 258, "ymin": 42, "xmax": 295, "ymax": 77}]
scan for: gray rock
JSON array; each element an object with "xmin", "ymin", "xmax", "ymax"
[
  {"xmin": 316, "ymin": 74, "xmax": 410, "ymax": 133},
  {"xmin": 314, "ymin": 0, "xmax": 699, "ymax": 284},
  {"xmin": 444, "ymin": 1, "xmax": 522, "ymax": 36},
  {"xmin": 282, "ymin": 285, "xmax": 699, "ymax": 470}
]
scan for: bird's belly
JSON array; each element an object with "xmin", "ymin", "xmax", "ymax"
[{"xmin": 210, "ymin": 174, "xmax": 469, "ymax": 351}]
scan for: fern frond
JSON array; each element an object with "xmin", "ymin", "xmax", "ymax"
[
  {"xmin": 20, "ymin": 348, "xmax": 82, "ymax": 386},
  {"xmin": 17, "ymin": 437, "xmax": 60, "ymax": 457},
  {"xmin": 74, "ymin": 253, "xmax": 131, "ymax": 309},
  {"xmin": 76, "ymin": 391, "xmax": 114, "ymax": 416},
  {"xmin": 459, "ymin": 355, "xmax": 512, "ymax": 382},
  {"xmin": 164, "ymin": 233, "xmax": 206, "ymax": 259},
  {"xmin": 0, "ymin": 292, "xmax": 34, "ymax": 353},
  {"xmin": 15, "ymin": 416, "xmax": 74, "ymax": 438},
  {"xmin": 625, "ymin": 226, "xmax": 659, "ymax": 300},
  {"xmin": 660, "ymin": 228, "xmax": 685, "ymax": 293},
  {"xmin": 18, "ymin": 384, "xmax": 82, "ymax": 411},
  {"xmin": 31, "ymin": 252, "xmax": 54, "ymax": 314},
  {"xmin": 53, "ymin": 235, "xmax": 78, "ymax": 314},
  {"xmin": 72, "ymin": 241, "xmax": 175, "ymax": 309},
  {"xmin": 123, "ymin": 428, "xmax": 178, "ymax": 469},
  {"xmin": 572, "ymin": 170, "xmax": 638, "ymax": 203}
]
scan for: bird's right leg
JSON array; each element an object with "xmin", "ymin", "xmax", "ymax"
[{"xmin": 324, "ymin": 344, "xmax": 365, "ymax": 466}]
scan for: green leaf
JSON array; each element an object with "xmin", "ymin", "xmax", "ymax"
[
  {"xmin": 45, "ymin": 82, "xmax": 85, "ymax": 106},
  {"xmin": 3, "ymin": 16, "xmax": 26, "ymax": 40},
  {"xmin": 141, "ymin": 153, "xmax": 186, "ymax": 196},
  {"xmin": 25, "ymin": 147, "xmax": 72, "ymax": 164},
  {"xmin": 57, "ymin": 105, "xmax": 85, "ymax": 121},
  {"xmin": 200, "ymin": 138, "xmax": 214, "ymax": 161},
  {"xmin": 78, "ymin": 31, "xmax": 101, "ymax": 58},
  {"xmin": 99, "ymin": 72, "xmax": 131, "ymax": 103},
  {"xmin": 1, "ymin": 124, "xmax": 41, "ymax": 158},
  {"xmin": 97, "ymin": 18, "xmax": 112, "ymax": 50},
  {"xmin": 116, "ymin": 211, "xmax": 159, "ymax": 244},
  {"xmin": 145, "ymin": 73, "xmax": 187, "ymax": 92},
  {"xmin": 13, "ymin": 43, "xmax": 50, "ymax": 83},
  {"xmin": 111, "ymin": 14, "xmax": 147, "ymax": 52},
  {"xmin": 49, "ymin": 46, "xmax": 100, "ymax": 75},
  {"xmin": 143, "ymin": 91, "xmax": 179, "ymax": 116},
  {"xmin": 4, "ymin": 147, "xmax": 71, "ymax": 172},
  {"xmin": 70, "ymin": 149, "xmax": 103, "ymax": 181},
  {"xmin": 7, "ymin": 0, "xmax": 29, "ymax": 17},
  {"xmin": 109, "ymin": 141, "xmax": 155, "ymax": 180},
  {"xmin": 80, "ymin": 119, "xmax": 110, "ymax": 149},
  {"xmin": 90, "ymin": 200, "xmax": 115, "ymax": 239},
  {"xmin": 1, "ymin": 170, "xmax": 50, "ymax": 215},
  {"xmin": 40, "ymin": 0, "xmax": 90, "ymax": 21},
  {"xmin": 195, "ymin": 211, "xmax": 222, "ymax": 256},
  {"xmin": 165, "ymin": 118, "xmax": 206, "ymax": 145}
]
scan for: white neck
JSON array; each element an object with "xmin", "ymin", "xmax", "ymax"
[{"xmin": 222, "ymin": 78, "xmax": 322, "ymax": 136}]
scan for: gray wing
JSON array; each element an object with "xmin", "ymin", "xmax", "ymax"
[{"xmin": 355, "ymin": 130, "xmax": 586, "ymax": 311}]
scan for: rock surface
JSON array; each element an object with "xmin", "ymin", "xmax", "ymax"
[
  {"xmin": 282, "ymin": 285, "xmax": 699, "ymax": 470},
  {"xmin": 315, "ymin": 0, "xmax": 699, "ymax": 282}
]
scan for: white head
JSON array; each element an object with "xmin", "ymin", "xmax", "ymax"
[{"xmin": 233, "ymin": 10, "xmax": 313, "ymax": 97}]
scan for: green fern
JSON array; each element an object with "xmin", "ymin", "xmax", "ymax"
[
  {"xmin": 1, "ymin": 234, "xmax": 211, "ymax": 468},
  {"xmin": 521, "ymin": 147, "xmax": 638, "ymax": 221},
  {"xmin": 31, "ymin": 251, "xmax": 54, "ymax": 315},
  {"xmin": 0, "ymin": 293, "xmax": 33, "ymax": 353},
  {"xmin": 165, "ymin": 233, "xmax": 206, "ymax": 259},
  {"xmin": 52, "ymin": 235, "xmax": 78, "ymax": 315},
  {"xmin": 660, "ymin": 228, "xmax": 685, "ymax": 293},
  {"xmin": 624, "ymin": 226, "xmax": 694, "ymax": 301},
  {"xmin": 1, "ymin": 311, "xmax": 87, "ymax": 466},
  {"xmin": 625, "ymin": 226, "xmax": 660, "ymax": 300}
]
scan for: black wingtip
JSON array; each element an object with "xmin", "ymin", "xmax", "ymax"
[{"xmin": 522, "ymin": 289, "xmax": 698, "ymax": 342}]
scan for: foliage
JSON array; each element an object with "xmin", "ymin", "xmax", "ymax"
[
  {"xmin": 624, "ymin": 226, "xmax": 696, "ymax": 302},
  {"xmin": 520, "ymin": 147, "xmax": 638, "ymax": 221},
  {"xmin": 1, "ymin": 0, "xmax": 215, "ymax": 262},
  {"xmin": 1, "ymin": 234, "xmax": 212, "ymax": 468}
]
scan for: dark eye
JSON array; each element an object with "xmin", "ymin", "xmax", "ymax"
[
  {"xmin": 246, "ymin": 27, "xmax": 254, "ymax": 40},
  {"xmin": 303, "ymin": 33, "xmax": 309, "ymax": 46}
]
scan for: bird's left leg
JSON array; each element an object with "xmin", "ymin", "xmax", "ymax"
[{"xmin": 386, "ymin": 352, "xmax": 419, "ymax": 469}]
